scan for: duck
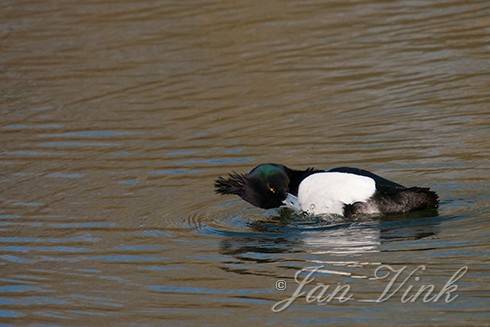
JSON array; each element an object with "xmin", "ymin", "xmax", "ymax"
[{"xmin": 214, "ymin": 163, "xmax": 439, "ymax": 218}]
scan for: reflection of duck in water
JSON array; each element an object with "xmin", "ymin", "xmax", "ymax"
[
  {"xmin": 215, "ymin": 164, "xmax": 439, "ymax": 218},
  {"xmin": 219, "ymin": 211, "xmax": 439, "ymax": 263}
]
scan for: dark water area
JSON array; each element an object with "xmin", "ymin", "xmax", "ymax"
[{"xmin": 1, "ymin": 0, "xmax": 489, "ymax": 326}]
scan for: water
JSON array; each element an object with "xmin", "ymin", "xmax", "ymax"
[{"xmin": 1, "ymin": 0, "xmax": 489, "ymax": 325}]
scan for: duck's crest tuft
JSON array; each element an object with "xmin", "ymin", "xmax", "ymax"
[{"xmin": 214, "ymin": 172, "xmax": 247, "ymax": 195}]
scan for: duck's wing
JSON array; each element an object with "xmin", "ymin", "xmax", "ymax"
[
  {"xmin": 326, "ymin": 167, "xmax": 439, "ymax": 217},
  {"xmin": 327, "ymin": 167, "xmax": 405, "ymax": 190}
]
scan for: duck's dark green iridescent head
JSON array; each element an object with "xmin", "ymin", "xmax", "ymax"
[{"xmin": 214, "ymin": 163, "xmax": 290, "ymax": 209}]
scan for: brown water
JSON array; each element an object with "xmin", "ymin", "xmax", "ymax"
[{"xmin": 1, "ymin": 1, "xmax": 490, "ymax": 326}]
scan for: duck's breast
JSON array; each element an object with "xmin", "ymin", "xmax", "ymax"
[{"xmin": 298, "ymin": 172, "xmax": 376, "ymax": 215}]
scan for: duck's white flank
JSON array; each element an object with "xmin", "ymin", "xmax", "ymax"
[{"xmin": 296, "ymin": 172, "xmax": 377, "ymax": 216}]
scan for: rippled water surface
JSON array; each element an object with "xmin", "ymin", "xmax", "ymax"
[{"xmin": 1, "ymin": 1, "xmax": 490, "ymax": 326}]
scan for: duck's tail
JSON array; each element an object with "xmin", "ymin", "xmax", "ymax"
[
  {"xmin": 375, "ymin": 187, "xmax": 439, "ymax": 214},
  {"xmin": 406, "ymin": 187, "xmax": 439, "ymax": 209}
]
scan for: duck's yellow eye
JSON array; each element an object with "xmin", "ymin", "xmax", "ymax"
[{"xmin": 267, "ymin": 184, "xmax": 276, "ymax": 193}]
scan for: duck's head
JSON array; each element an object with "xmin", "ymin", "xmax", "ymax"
[{"xmin": 214, "ymin": 163, "xmax": 290, "ymax": 209}]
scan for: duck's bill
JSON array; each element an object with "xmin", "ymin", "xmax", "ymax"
[{"xmin": 282, "ymin": 193, "xmax": 301, "ymax": 211}]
